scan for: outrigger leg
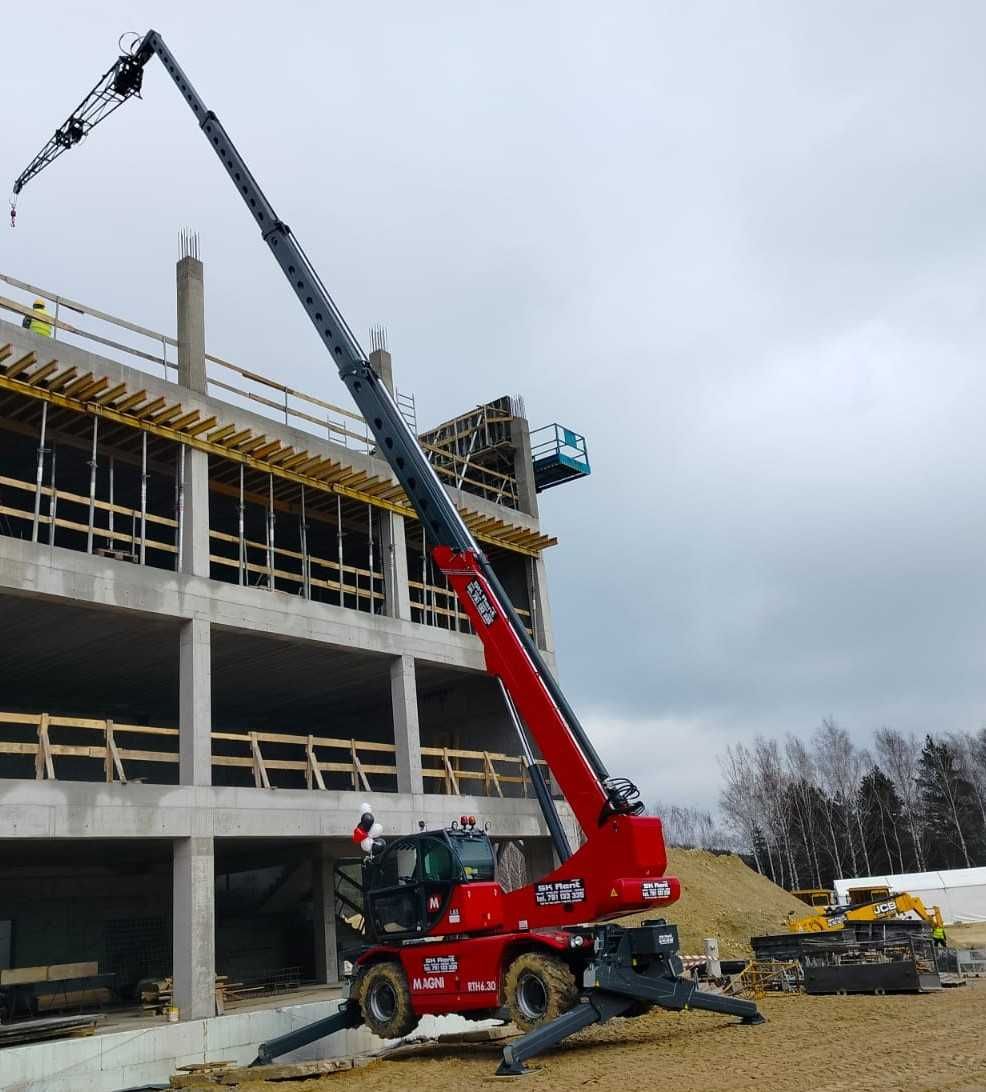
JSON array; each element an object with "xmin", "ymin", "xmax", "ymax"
[{"xmin": 497, "ymin": 923, "xmax": 763, "ymax": 1076}]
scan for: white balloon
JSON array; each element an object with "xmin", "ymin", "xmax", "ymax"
[
  {"xmin": 360, "ymin": 801, "xmax": 371, "ymax": 815},
  {"xmin": 369, "ymin": 822, "xmax": 383, "ymax": 838},
  {"xmin": 360, "ymin": 836, "xmax": 374, "ymax": 853}
]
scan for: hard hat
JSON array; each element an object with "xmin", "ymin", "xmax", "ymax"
[{"xmin": 32, "ymin": 298, "xmax": 46, "ymax": 309}]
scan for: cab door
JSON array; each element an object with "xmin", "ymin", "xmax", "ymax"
[{"xmin": 364, "ymin": 838, "xmax": 424, "ymax": 941}]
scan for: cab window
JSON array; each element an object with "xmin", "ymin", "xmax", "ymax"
[
  {"xmin": 452, "ymin": 834, "xmax": 495, "ymax": 881},
  {"xmin": 421, "ymin": 838, "xmax": 458, "ymax": 883}
]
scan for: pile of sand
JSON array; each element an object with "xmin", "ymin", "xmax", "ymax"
[{"xmin": 618, "ymin": 848, "xmax": 807, "ymax": 956}]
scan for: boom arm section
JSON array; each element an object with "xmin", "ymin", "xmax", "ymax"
[{"xmin": 11, "ymin": 29, "xmax": 644, "ymax": 841}]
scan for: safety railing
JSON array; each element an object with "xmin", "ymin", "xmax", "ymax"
[
  {"xmin": 0, "ymin": 273, "xmax": 524, "ymax": 503},
  {"xmin": 0, "ymin": 471, "xmax": 384, "ymax": 613},
  {"xmin": 0, "ymin": 711, "xmax": 551, "ymax": 796}
]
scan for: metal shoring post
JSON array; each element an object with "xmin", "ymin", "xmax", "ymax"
[
  {"xmin": 283, "ymin": 389, "xmax": 289, "ymax": 426},
  {"xmin": 107, "ymin": 456, "xmax": 115, "ymax": 549},
  {"xmin": 237, "ymin": 464, "xmax": 246, "ymax": 585},
  {"xmin": 421, "ymin": 526, "xmax": 428, "ymax": 626},
  {"xmin": 336, "ymin": 493, "xmax": 344, "ymax": 606},
  {"xmin": 53, "ymin": 297, "xmax": 60, "ymax": 342},
  {"xmin": 367, "ymin": 504, "xmax": 374, "ymax": 614},
  {"xmin": 85, "ymin": 416, "xmax": 99, "ymax": 554},
  {"xmin": 175, "ymin": 444, "xmax": 185, "ymax": 572},
  {"xmin": 266, "ymin": 473, "xmax": 275, "ymax": 592},
  {"xmin": 31, "ymin": 402, "xmax": 48, "ymax": 543},
  {"xmin": 161, "ymin": 337, "xmax": 168, "ymax": 380},
  {"xmin": 48, "ymin": 447, "xmax": 57, "ymax": 554},
  {"xmin": 299, "ymin": 485, "xmax": 311, "ymax": 599},
  {"xmin": 139, "ymin": 432, "xmax": 148, "ymax": 565}
]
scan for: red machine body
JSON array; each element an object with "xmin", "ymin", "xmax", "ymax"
[{"xmin": 356, "ymin": 546, "xmax": 681, "ymax": 1016}]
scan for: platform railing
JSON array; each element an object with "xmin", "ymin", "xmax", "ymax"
[{"xmin": 0, "ymin": 711, "xmax": 551, "ymax": 796}]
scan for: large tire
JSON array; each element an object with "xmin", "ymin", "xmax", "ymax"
[
  {"xmin": 504, "ymin": 951, "xmax": 579, "ymax": 1032},
  {"xmin": 357, "ymin": 962, "xmax": 418, "ymax": 1039}
]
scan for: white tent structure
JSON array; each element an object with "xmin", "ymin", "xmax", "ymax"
[{"xmin": 833, "ymin": 868, "xmax": 986, "ymax": 924}]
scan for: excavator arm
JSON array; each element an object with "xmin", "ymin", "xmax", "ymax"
[
  {"xmin": 787, "ymin": 891, "xmax": 945, "ymax": 933},
  {"xmin": 12, "ymin": 30, "xmax": 672, "ymax": 922}
]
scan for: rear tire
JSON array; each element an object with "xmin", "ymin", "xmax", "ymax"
[
  {"xmin": 357, "ymin": 961, "xmax": 418, "ymax": 1039},
  {"xmin": 504, "ymin": 951, "xmax": 578, "ymax": 1032}
]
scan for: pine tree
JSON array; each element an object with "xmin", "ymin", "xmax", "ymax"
[{"xmin": 916, "ymin": 736, "xmax": 984, "ymax": 868}]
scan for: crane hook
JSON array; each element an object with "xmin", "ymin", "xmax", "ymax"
[{"xmin": 8, "ymin": 196, "xmax": 16, "ymax": 229}]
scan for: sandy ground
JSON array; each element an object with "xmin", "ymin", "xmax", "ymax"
[{"xmin": 238, "ymin": 980, "xmax": 986, "ymax": 1092}]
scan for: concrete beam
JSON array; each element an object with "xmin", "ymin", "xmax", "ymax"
[
  {"xmin": 173, "ymin": 836, "xmax": 215, "ymax": 1021},
  {"xmin": 179, "ymin": 616, "xmax": 211, "ymax": 786},
  {"xmin": 0, "ymin": 779, "xmax": 566, "ymax": 842},
  {"xmin": 0, "ymin": 536, "xmax": 486, "ymax": 673},
  {"xmin": 390, "ymin": 654, "xmax": 423, "ymax": 795}
]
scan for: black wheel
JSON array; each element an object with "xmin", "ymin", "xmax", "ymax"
[
  {"xmin": 504, "ymin": 951, "xmax": 578, "ymax": 1032},
  {"xmin": 357, "ymin": 962, "xmax": 418, "ymax": 1039}
]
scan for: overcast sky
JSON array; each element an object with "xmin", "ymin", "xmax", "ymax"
[{"xmin": 6, "ymin": 3, "xmax": 986, "ymax": 810}]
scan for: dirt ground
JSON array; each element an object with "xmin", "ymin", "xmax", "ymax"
[
  {"xmin": 240, "ymin": 980, "xmax": 986, "ymax": 1092},
  {"xmin": 230, "ymin": 856, "xmax": 985, "ymax": 1091}
]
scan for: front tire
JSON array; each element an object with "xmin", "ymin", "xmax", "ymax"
[
  {"xmin": 357, "ymin": 961, "xmax": 418, "ymax": 1039},
  {"xmin": 504, "ymin": 951, "xmax": 579, "ymax": 1032}
]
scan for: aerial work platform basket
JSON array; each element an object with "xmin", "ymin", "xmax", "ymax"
[{"xmin": 530, "ymin": 423, "xmax": 591, "ymax": 492}]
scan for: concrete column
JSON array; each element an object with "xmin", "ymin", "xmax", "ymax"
[
  {"xmin": 521, "ymin": 838, "xmax": 556, "ymax": 884},
  {"xmin": 391, "ymin": 654, "xmax": 423, "ymax": 794},
  {"xmin": 380, "ymin": 514, "xmax": 411, "ymax": 620},
  {"xmin": 177, "ymin": 255, "xmax": 210, "ymax": 577},
  {"xmin": 510, "ymin": 414, "xmax": 539, "ymax": 518},
  {"xmin": 370, "ymin": 346, "xmax": 413, "ymax": 620},
  {"xmin": 177, "ymin": 256, "xmax": 207, "ymax": 394},
  {"xmin": 528, "ymin": 555, "xmax": 556, "ymax": 655},
  {"xmin": 173, "ymin": 836, "xmax": 215, "ymax": 1021},
  {"xmin": 312, "ymin": 843, "xmax": 339, "ymax": 985},
  {"xmin": 179, "ymin": 616, "xmax": 212, "ymax": 786}
]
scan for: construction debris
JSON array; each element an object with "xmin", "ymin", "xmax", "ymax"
[
  {"xmin": 0, "ymin": 1013, "xmax": 103, "ymax": 1047},
  {"xmin": 169, "ymin": 1057, "xmax": 356, "ymax": 1087}
]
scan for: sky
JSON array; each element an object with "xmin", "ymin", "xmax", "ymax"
[{"xmin": 5, "ymin": 2, "xmax": 986, "ymax": 811}]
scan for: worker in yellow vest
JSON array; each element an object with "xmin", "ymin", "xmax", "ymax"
[
  {"xmin": 932, "ymin": 924, "xmax": 947, "ymax": 948},
  {"xmin": 21, "ymin": 298, "xmax": 52, "ymax": 337}
]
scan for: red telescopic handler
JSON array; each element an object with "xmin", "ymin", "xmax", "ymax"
[{"xmin": 11, "ymin": 30, "xmax": 764, "ymax": 1074}]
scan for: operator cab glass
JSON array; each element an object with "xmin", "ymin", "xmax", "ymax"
[{"xmin": 363, "ymin": 828, "xmax": 496, "ymax": 942}]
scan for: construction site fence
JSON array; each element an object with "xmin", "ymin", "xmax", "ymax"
[
  {"xmin": 0, "ymin": 711, "xmax": 553, "ymax": 797},
  {"xmin": 0, "ymin": 274, "xmax": 526, "ymax": 506}
]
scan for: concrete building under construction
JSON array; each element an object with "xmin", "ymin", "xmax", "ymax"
[{"xmin": 0, "ymin": 260, "xmax": 591, "ymax": 1038}]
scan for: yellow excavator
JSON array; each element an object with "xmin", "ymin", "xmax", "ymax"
[{"xmin": 787, "ymin": 891, "xmax": 945, "ymax": 934}]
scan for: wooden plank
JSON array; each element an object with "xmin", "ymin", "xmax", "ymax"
[
  {"xmin": 351, "ymin": 739, "xmax": 371, "ymax": 793},
  {"xmin": 36, "ymin": 712, "xmax": 53, "ymax": 780},
  {"xmin": 5, "ymin": 351, "xmax": 37, "ymax": 379},
  {"xmin": 1, "ymin": 966, "xmax": 48, "ymax": 985},
  {"xmin": 306, "ymin": 735, "xmax": 325, "ymax": 791},
  {"xmin": 47, "ymin": 961, "xmax": 98, "ymax": 981},
  {"xmin": 484, "ymin": 751, "xmax": 503, "ymax": 798},
  {"xmin": 115, "ymin": 389, "xmax": 148, "ymax": 413},
  {"xmin": 107, "ymin": 719, "xmax": 127, "ymax": 783},
  {"xmin": 94, "ymin": 381, "xmax": 128, "ymax": 404},
  {"xmin": 27, "ymin": 360, "xmax": 59, "ymax": 386},
  {"xmin": 443, "ymin": 747, "xmax": 460, "ymax": 795},
  {"xmin": 250, "ymin": 732, "xmax": 271, "ymax": 789}
]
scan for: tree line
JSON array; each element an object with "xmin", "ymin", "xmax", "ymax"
[{"xmin": 658, "ymin": 720, "xmax": 986, "ymax": 890}]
